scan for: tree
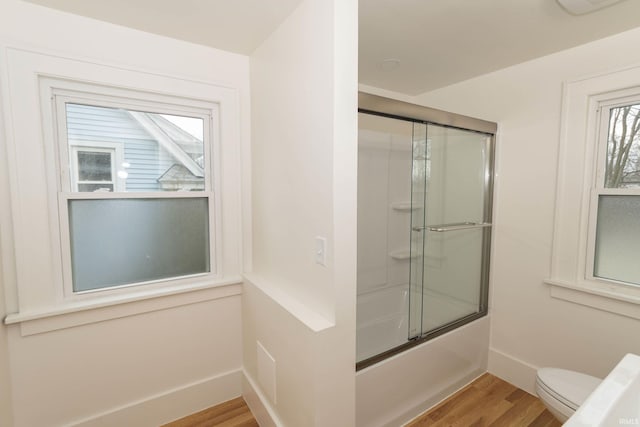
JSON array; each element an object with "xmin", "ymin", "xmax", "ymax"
[{"xmin": 605, "ymin": 104, "xmax": 640, "ymax": 188}]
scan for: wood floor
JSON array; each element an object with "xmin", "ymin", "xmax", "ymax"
[
  {"xmin": 162, "ymin": 397, "xmax": 258, "ymax": 427},
  {"xmin": 163, "ymin": 373, "xmax": 559, "ymax": 427},
  {"xmin": 407, "ymin": 373, "xmax": 561, "ymax": 427}
]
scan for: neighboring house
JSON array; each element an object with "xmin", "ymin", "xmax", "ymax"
[{"xmin": 66, "ymin": 103, "xmax": 204, "ymax": 192}]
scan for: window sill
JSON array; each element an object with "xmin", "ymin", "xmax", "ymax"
[
  {"xmin": 545, "ymin": 279, "xmax": 640, "ymax": 320},
  {"xmin": 4, "ymin": 277, "xmax": 243, "ymax": 336}
]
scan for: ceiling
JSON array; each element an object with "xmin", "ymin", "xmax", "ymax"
[
  {"xmin": 24, "ymin": 0, "xmax": 640, "ymax": 95},
  {"xmin": 360, "ymin": 0, "xmax": 640, "ymax": 94},
  {"xmin": 23, "ymin": 0, "xmax": 302, "ymax": 55}
]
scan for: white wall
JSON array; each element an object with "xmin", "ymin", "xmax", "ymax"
[
  {"xmin": 0, "ymin": 53, "xmax": 15, "ymax": 426},
  {"xmin": 245, "ymin": 0, "xmax": 358, "ymax": 425},
  {"xmin": 362, "ymin": 25, "xmax": 640, "ymax": 392},
  {"xmin": 250, "ymin": 0, "xmax": 334, "ymax": 321},
  {"xmin": 0, "ymin": 252, "xmax": 14, "ymax": 427},
  {"xmin": 0, "ymin": 0, "xmax": 250, "ymax": 425}
]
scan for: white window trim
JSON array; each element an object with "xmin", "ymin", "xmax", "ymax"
[
  {"xmin": 546, "ymin": 64, "xmax": 640, "ymax": 320},
  {"xmin": 2, "ymin": 49, "xmax": 243, "ymax": 334},
  {"xmin": 585, "ymin": 96, "xmax": 640, "ymax": 287},
  {"xmin": 52, "ymin": 88, "xmax": 220, "ymax": 300}
]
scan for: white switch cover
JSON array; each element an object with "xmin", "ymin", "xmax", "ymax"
[
  {"xmin": 257, "ymin": 341, "xmax": 276, "ymax": 404},
  {"xmin": 315, "ymin": 236, "xmax": 327, "ymax": 266}
]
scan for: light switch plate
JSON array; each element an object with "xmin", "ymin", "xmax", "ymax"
[{"xmin": 315, "ymin": 236, "xmax": 326, "ymax": 266}]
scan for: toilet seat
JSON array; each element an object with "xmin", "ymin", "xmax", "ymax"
[{"xmin": 535, "ymin": 368, "xmax": 601, "ymax": 421}]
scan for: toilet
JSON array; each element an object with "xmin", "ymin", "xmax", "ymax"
[{"xmin": 535, "ymin": 368, "xmax": 602, "ymax": 423}]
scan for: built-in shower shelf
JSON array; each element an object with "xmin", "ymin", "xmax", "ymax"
[
  {"xmin": 389, "ymin": 250, "xmax": 416, "ymax": 260},
  {"xmin": 391, "ymin": 202, "xmax": 416, "ymax": 211}
]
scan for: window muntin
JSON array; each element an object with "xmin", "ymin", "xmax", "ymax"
[
  {"xmin": 589, "ymin": 98, "xmax": 640, "ymax": 288},
  {"xmin": 55, "ymin": 91, "xmax": 215, "ymax": 294}
]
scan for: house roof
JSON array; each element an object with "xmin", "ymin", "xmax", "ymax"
[{"xmin": 128, "ymin": 111, "xmax": 205, "ymax": 177}]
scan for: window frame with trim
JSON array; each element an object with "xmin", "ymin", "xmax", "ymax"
[
  {"xmin": 585, "ymin": 95, "xmax": 640, "ymax": 288},
  {"xmin": 2, "ymin": 49, "xmax": 243, "ymax": 334},
  {"xmin": 53, "ymin": 87, "xmax": 219, "ymax": 299},
  {"xmin": 547, "ymin": 68, "xmax": 640, "ymax": 319}
]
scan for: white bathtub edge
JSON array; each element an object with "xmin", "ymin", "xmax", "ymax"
[{"xmin": 356, "ymin": 316, "xmax": 490, "ymax": 427}]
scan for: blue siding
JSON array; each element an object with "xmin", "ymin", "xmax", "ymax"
[
  {"xmin": 65, "ymin": 104, "xmax": 177, "ymax": 191},
  {"xmin": 66, "ymin": 104, "xmax": 150, "ymax": 142}
]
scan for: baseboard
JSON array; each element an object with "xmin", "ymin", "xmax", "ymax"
[
  {"xmin": 69, "ymin": 369, "xmax": 242, "ymax": 426},
  {"xmin": 242, "ymin": 370, "xmax": 283, "ymax": 427},
  {"xmin": 488, "ymin": 348, "xmax": 539, "ymax": 394}
]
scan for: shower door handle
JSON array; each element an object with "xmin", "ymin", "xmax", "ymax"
[{"xmin": 412, "ymin": 222, "xmax": 492, "ymax": 232}]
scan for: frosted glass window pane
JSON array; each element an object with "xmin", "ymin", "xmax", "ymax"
[
  {"xmin": 594, "ymin": 195, "xmax": 640, "ymax": 286},
  {"xmin": 69, "ymin": 198, "xmax": 210, "ymax": 292},
  {"xmin": 78, "ymin": 151, "xmax": 112, "ymax": 181}
]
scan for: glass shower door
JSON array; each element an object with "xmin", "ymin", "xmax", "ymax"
[{"xmin": 410, "ymin": 123, "xmax": 493, "ymax": 338}]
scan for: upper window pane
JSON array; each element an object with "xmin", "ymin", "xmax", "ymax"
[
  {"xmin": 605, "ymin": 103, "xmax": 640, "ymax": 188},
  {"xmin": 65, "ymin": 103, "xmax": 205, "ymax": 192}
]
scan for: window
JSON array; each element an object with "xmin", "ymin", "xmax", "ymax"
[
  {"xmin": 588, "ymin": 100, "xmax": 640, "ymax": 287},
  {"xmin": 75, "ymin": 148, "xmax": 115, "ymax": 192},
  {"xmin": 54, "ymin": 92, "xmax": 214, "ymax": 294},
  {"xmin": 3, "ymin": 49, "xmax": 242, "ymax": 333},
  {"xmin": 548, "ymin": 67, "xmax": 640, "ymax": 319},
  {"xmin": 70, "ymin": 144, "xmax": 124, "ymax": 192}
]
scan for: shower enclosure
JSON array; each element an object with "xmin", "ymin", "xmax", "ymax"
[{"xmin": 356, "ymin": 93, "xmax": 496, "ymax": 369}]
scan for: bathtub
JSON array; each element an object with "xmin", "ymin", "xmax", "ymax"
[{"xmin": 356, "ymin": 283, "xmax": 489, "ymax": 427}]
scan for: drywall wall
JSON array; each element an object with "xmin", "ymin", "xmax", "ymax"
[
  {"xmin": 7, "ymin": 297, "xmax": 243, "ymax": 427},
  {"xmin": 362, "ymin": 24, "xmax": 640, "ymax": 392},
  {"xmin": 250, "ymin": 0, "xmax": 335, "ymax": 323},
  {"xmin": 0, "ymin": 0, "xmax": 249, "ymax": 425},
  {"xmin": 0, "ymin": 58, "xmax": 14, "ymax": 427},
  {"xmin": 0, "ymin": 251, "xmax": 13, "ymax": 427},
  {"xmin": 246, "ymin": 0, "xmax": 358, "ymax": 424}
]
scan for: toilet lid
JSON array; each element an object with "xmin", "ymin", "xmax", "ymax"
[{"xmin": 536, "ymin": 368, "xmax": 601, "ymax": 410}]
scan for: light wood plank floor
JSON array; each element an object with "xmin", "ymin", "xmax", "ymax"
[
  {"xmin": 407, "ymin": 373, "xmax": 561, "ymax": 427},
  {"xmin": 163, "ymin": 373, "xmax": 559, "ymax": 427},
  {"xmin": 161, "ymin": 397, "xmax": 258, "ymax": 427}
]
